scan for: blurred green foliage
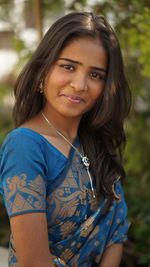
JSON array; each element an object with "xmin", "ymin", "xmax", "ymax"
[
  {"xmin": 0, "ymin": 0, "xmax": 150, "ymax": 266},
  {"xmin": 125, "ymin": 117, "xmax": 150, "ymax": 266}
]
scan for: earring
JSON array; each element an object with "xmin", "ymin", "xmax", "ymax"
[
  {"xmin": 39, "ymin": 81, "xmax": 43, "ymax": 93},
  {"xmin": 70, "ymin": 82, "xmax": 73, "ymax": 87}
]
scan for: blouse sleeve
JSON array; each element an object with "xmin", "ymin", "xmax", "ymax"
[
  {"xmin": 0, "ymin": 130, "xmax": 47, "ymax": 218},
  {"xmin": 106, "ymin": 181, "xmax": 130, "ymax": 246}
]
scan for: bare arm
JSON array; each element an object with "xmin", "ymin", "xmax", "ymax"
[
  {"xmin": 10, "ymin": 213, "xmax": 55, "ymax": 267},
  {"xmin": 99, "ymin": 244, "xmax": 123, "ymax": 267}
]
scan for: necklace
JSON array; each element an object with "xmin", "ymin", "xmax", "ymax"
[{"xmin": 41, "ymin": 111, "xmax": 96, "ymax": 198}]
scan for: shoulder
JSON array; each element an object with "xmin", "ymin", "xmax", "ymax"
[
  {"xmin": 114, "ymin": 180, "xmax": 126, "ymax": 201},
  {"xmin": 0, "ymin": 128, "xmax": 48, "ymax": 182},
  {"xmin": 112, "ymin": 180, "xmax": 128, "ymax": 216},
  {"xmin": 1, "ymin": 128, "xmax": 43, "ymax": 150},
  {"xmin": 0, "ymin": 128, "xmax": 46, "ymax": 165}
]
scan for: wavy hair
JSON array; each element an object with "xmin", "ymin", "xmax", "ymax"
[{"xmin": 13, "ymin": 12, "xmax": 131, "ymax": 206}]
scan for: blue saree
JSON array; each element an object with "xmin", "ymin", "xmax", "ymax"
[{"xmin": 0, "ymin": 128, "xmax": 129, "ymax": 267}]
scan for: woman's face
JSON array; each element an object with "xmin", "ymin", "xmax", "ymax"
[{"xmin": 43, "ymin": 36, "xmax": 108, "ymax": 122}]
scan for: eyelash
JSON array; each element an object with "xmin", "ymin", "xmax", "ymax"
[
  {"xmin": 59, "ymin": 64, "xmax": 106, "ymax": 81},
  {"xmin": 60, "ymin": 64, "xmax": 74, "ymax": 71},
  {"xmin": 90, "ymin": 72, "xmax": 106, "ymax": 81}
]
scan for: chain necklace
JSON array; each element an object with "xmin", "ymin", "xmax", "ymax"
[{"xmin": 41, "ymin": 111, "xmax": 96, "ymax": 198}]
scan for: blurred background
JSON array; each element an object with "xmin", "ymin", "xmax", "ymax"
[{"xmin": 0, "ymin": 0, "xmax": 150, "ymax": 266}]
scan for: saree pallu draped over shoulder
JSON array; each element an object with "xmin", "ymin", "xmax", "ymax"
[
  {"xmin": 45, "ymin": 147, "xmax": 128, "ymax": 267},
  {"xmin": 0, "ymin": 129, "xmax": 129, "ymax": 267}
]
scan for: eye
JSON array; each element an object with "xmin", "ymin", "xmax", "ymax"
[
  {"xmin": 60, "ymin": 64, "xmax": 75, "ymax": 71},
  {"xmin": 90, "ymin": 72, "xmax": 106, "ymax": 81}
]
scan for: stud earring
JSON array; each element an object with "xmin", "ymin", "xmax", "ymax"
[
  {"xmin": 39, "ymin": 81, "xmax": 43, "ymax": 93},
  {"xmin": 70, "ymin": 82, "xmax": 74, "ymax": 88}
]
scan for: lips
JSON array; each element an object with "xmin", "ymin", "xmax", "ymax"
[{"xmin": 61, "ymin": 94, "xmax": 84, "ymax": 103}]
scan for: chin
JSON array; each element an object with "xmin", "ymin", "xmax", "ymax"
[{"xmin": 59, "ymin": 110, "xmax": 83, "ymax": 119}]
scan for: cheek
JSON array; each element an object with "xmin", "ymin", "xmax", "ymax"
[
  {"xmin": 90, "ymin": 84, "xmax": 104, "ymax": 101},
  {"xmin": 58, "ymin": 76, "xmax": 70, "ymax": 87},
  {"xmin": 47, "ymin": 75, "xmax": 70, "ymax": 89}
]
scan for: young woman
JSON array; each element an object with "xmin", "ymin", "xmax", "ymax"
[{"xmin": 0, "ymin": 12, "xmax": 131, "ymax": 267}]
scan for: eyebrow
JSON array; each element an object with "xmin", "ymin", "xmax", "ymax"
[{"xmin": 58, "ymin": 57, "xmax": 107, "ymax": 73}]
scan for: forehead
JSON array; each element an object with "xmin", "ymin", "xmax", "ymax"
[{"xmin": 59, "ymin": 36, "xmax": 108, "ymax": 67}]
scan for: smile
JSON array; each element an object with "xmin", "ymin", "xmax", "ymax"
[{"xmin": 61, "ymin": 94, "xmax": 84, "ymax": 103}]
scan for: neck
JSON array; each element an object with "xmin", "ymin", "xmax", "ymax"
[{"xmin": 42, "ymin": 108, "xmax": 81, "ymax": 140}]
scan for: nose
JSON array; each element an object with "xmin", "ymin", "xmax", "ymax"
[{"xmin": 70, "ymin": 74, "xmax": 88, "ymax": 91}]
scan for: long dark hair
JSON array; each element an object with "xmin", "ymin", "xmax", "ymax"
[{"xmin": 13, "ymin": 12, "xmax": 131, "ymax": 205}]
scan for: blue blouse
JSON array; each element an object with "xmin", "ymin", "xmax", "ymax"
[{"xmin": 0, "ymin": 128, "xmax": 129, "ymax": 267}]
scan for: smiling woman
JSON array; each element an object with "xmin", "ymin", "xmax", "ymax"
[
  {"xmin": 43, "ymin": 37, "xmax": 107, "ymax": 124},
  {"xmin": 0, "ymin": 12, "xmax": 131, "ymax": 267}
]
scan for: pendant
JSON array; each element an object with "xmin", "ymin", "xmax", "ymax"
[
  {"xmin": 81, "ymin": 153, "xmax": 96, "ymax": 199},
  {"xmin": 82, "ymin": 155, "xmax": 90, "ymax": 168}
]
